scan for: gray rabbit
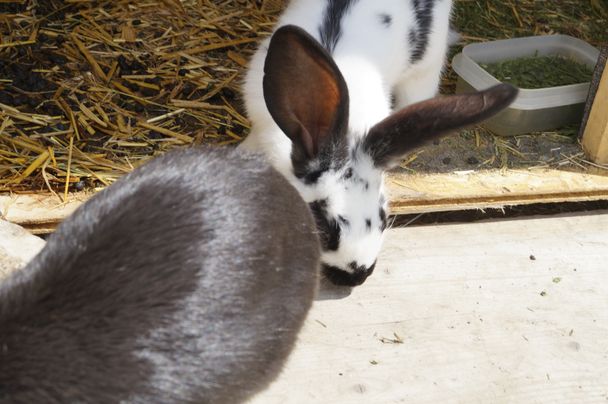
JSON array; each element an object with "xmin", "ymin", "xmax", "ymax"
[{"xmin": 0, "ymin": 147, "xmax": 320, "ymax": 403}]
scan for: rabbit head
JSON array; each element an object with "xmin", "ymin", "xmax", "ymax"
[{"xmin": 262, "ymin": 25, "xmax": 517, "ymax": 286}]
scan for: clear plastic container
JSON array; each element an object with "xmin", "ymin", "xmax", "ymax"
[{"xmin": 452, "ymin": 35, "xmax": 599, "ymax": 136}]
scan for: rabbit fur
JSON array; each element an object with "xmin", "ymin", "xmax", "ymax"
[
  {"xmin": 0, "ymin": 147, "xmax": 320, "ymax": 403},
  {"xmin": 239, "ymin": 1, "xmax": 517, "ymax": 286}
]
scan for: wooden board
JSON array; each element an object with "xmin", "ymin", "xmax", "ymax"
[
  {"xmin": 582, "ymin": 46, "xmax": 608, "ymax": 164},
  {"xmin": 385, "ymin": 168, "xmax": 608, "ymax": 215},
  {"xmin": 2, "ymin": 167, "xmax": 608, "ymax": 233},
  {"xmin": 249, "ymin": 211, "xmax": 608, "ymax": 403},
  {"xmin": 0, "ymin": 219, "xmax": 45, "ymax": 280},
  {"xmin": 0, "ymin": 192, "xmax": 89, "ymax": 234}
]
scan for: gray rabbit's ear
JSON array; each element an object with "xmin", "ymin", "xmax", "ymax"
[
  {"xmin": 362, "ymin": 84, "xmax": 518, "ymax": 169},
  {"xmin": 263, "ymin": 25, "xmax": 349, "ymax": 163}
]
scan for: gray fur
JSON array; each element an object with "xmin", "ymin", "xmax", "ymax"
[{"xmin": 0, "ymin": 147, "xmax": 320, "ymax": 403}]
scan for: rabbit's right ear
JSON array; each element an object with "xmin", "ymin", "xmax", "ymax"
[
  {"xmin": 362, "ymin": 84, "xmax": 518, "ymax": 169},
  {"xmin": 263, "ymin": 25, "xmax": 349, "ymax": 161}
]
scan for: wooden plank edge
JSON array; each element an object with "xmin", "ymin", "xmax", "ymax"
[
  {"xmin": 389, "ymin": 189, "xmax": 608, "ymax": 215},
  {"xmin": 581, "ymin": 45, "xmax": 608, "ymax": 164},
  {"xmin": 386, "ymin": 167, "xmax": 608, "ymax": 214},
  {"xmin": 579, "ymin": 45, "xmax": 607, "ymax": 139},
  {"xmin": 3, "ymin": 168, "xmax": 608, "ymax": 234},
  {"xmin": 1, "ymin": 191, "xmax": 90, "ymax": 234}
]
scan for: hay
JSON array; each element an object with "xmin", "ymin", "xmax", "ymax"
[
  {"xmin": 0, "ymin": 0, "xmax": 280, "ymax": 196},
  {"xmin": 1, "ymin": 0, "xmax": 607, "ymax": 196}
]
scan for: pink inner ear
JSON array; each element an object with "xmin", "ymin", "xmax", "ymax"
[
  {"xmin": 263, "ymin": 26, "xmax": 349, "ymax": 160},
  {"xmin": 290, "ymin": 55, "xmax": 343, "ymax": 157},
  {"xmin": 295, "ymin": 123, "xmax": 315, "ymax": 158}
]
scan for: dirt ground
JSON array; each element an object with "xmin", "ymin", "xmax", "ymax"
[{"xmin": 399, "ymin": 126, "xmax": 585, "ymax": 174}]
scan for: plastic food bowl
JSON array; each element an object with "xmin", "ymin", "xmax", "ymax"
[{"xmin": 452, "ymin": 35, "xmax": 599, "ymax": 136}]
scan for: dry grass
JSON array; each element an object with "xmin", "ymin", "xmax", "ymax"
[
  {"xmin": 0, "ymin": 0, "xmax": 279, "ymax": 196},
  {"xmin": 1, "ymin": 0, "xmax": 607, "ymax": 196}
]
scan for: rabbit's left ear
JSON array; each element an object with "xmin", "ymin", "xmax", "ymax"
[
  {"xmin": 362, "ymin": 84, "xmax": 518, "ymax": 169},
  {"xmin": 263, "ymin": 25, "xmax": 350, "ymax": 162}
]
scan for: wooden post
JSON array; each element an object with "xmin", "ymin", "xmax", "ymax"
[{"xmin": 581, "ymin": 46, "xmax": 608, "ymax": 164}]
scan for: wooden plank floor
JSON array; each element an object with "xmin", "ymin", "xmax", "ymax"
[{"xmin": 249, "ymin": 212, "xmax": 608, "ymax": 403}]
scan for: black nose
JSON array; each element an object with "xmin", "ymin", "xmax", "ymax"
[{"xmin": 322, "ymin": 261, "xmax": 376, "ymax": 287}]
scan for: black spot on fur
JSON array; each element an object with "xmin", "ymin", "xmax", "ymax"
[
  {"xmin": 390, "ymin": 93, "xmax": 397, "ymax": 110},
  {"xmin": 323, "ymin": 262, "xmax": 373, "ymax": 287},
  {"xmin": 365, "ymin": 219, "xmax": 372, "ymax": 230},
  {"xmin": 292, "ymin": 158, "xmax": 324, "ymax": 184},
  {"xmin": 301, "ymin": 169, "xmax": 325, "ymax": 184},
  {"xmin": 319, "ymin": 0, "xmax": 359, "ymax": 52},
  {"xmin": 309, "ymin": 198, "xmax": 328, "ymax": 213},
  {"xmin": 379, "ymin": 13, "xmax": 393, "ymax": 27},
  {"xmin": 309, "ymin": 200, "xmax": 341, "ymax": 251},
  {"xmin": 408, "ymin": 28, "xmax": 418, "ymax": 53},
  {"xmin": 366, "ymin": 260, "xmax": 377, "ymax": 277},
  {"xmin": 343, "ymin": 167, "xmax": 353, "ymax": 179},
  {"xmin": 292, "ymin": 140, "xmax": 349, "ymax": 185},
  {"xmin": 379, "ymin": 208, "xmax": 387, "ymax": 231},
  {"xmin": 409, "ymin": 0, "xmax": 436, "ymax": 63}
]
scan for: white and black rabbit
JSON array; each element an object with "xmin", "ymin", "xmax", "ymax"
[
  {"xmin": 0, "ymin": 147, "xmax": 320, "ymax": 403},
  {"xmin": 240, "ymin": 1, "xmax": 518, "ymax": 286}
]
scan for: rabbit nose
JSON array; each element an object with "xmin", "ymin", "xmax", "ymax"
[{"xmin": 322, "ymin": 261, "xmax": 376, "ymax": 287}]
